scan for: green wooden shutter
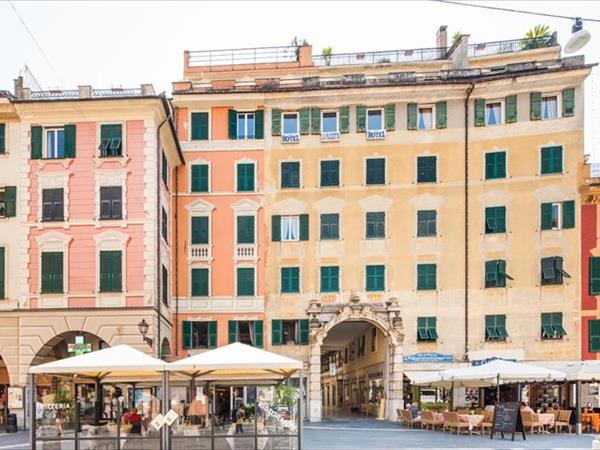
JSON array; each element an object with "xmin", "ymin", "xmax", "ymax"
[
  {"xmin": 474, "ymin": 98, "xmax": 485, "ymax": 126},
  {"xmin": 237, "ymin": 268, "xmax": 254, "ymax": 296},
  {"xmin": 356, "ymin": 106, "xmax": 366, "ymax": 132},
  {"xmin": 191, "ymin": 268, "xmax": 209, "ymax": 296},
  {"xmin": 562, "ymin": 200, "xmax": 575, "ymax": 229},
  {"xmin": 271, "ymin": 109, "xmax": 281, "ymax": 136},
  {"xmin": 0, "ymin": 123, "xmax": 5, "ymax": 154},
  {"xmin": 228, "ymin": 321, "xmax": 238, "ymax": 344},
  {"xmin": 3, "ymin": 186, "xmax": 16, "ymax": 217},
  {"xmin": 254, "ymin": 320, "xmax": 263, "ymax": 348},
  {"xmin": 64, "ymin": 124, "xmax": 76, "ymax": 158},
  {"xmin": 435, "ymin": 101, "xmax": 447, "ymax": 129},
  {"xmin": 562, "ymin": 88, "xmax": 575, "ymax": 117},
  {"xmin": 271, "ymin": 320, "xmax": 282, "ymax": 345},
  {"xmin": 191, "ymin": 112, "xmax": 209, "ymax": 140},
  {"xmin": 254, "ymin": 110, "xmax": 264, "ymax": 139},
  {"xmin": 227, "ymin": 109, "xmax": 237, "ymax": 139},
  {"xmin": 182, "ymin": 321, "xmax": 192, "ymax": 349},
  {"xmin": 407, "ymin": 103, "xmax": 417, "ymax": 130},
  {"xmin": 384, "ymin": 104, "xmax": 395, "ymax": 131},
  {"xmin": 299, "ymin": 319, "xmax": 309, "ymax": 345},
  {"xmin": 299, "ymin": 108, "xmax": 310, "ymax": 135},
  {"xmin": 41, "ymin": 252, "xmax": 63, "ymax": 293},
  {"xmin": 272, "ymin": 215, "xmax": 281, "ymax": 242},
  {"xmin": 31, "ymin": 126, "xmax": 42, "ymax": 159},
  {"xmin": 505, "ymin": 95, "xmax": 517, "ymax": 123},
  {"xmin": 100, "ymin": 251, "xmax": 122, "ymax": 292},
  {"xmin": 191, "ymin": 216, "xmax": 209, "ymax": 244},
  {"xmin": 590, "ymin": 320, "xmax": 600, "ymax": 352},
  {"xmin": 310, "ymin": 107, "xmax": 321, "ymax": 135},
  {"xmin": 0, "ymin": 247, "xmax": 4, "ymax": 299},
  {"xmin": 590, "ymin": 257, "xmax": 600, "ymax": 295},
  {"xmin": 530, "ymin": 92, "xmax": 542, "ymax": 120},
  {"xmin": 191, "ymin": 165, "xmax": 209, "ymax": 192},
  {"xmin": 339, "ymin": 106, "xmax": 350, "ymax": 133},
  {"xmin": 299, "ymin": 214, "xmax": 309, "ymax": 241},
  {"xmin": 237, "ymin": 216, "xmax": 255, "ymax": 244},
  {"xmin": 208, "ymin": 321, "xmax": 217, "ymax": 348}
]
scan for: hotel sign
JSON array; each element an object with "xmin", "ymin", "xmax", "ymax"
[
  {"xmin": 367, "ymin": 130, "xmax": 386, "ymax": 140},
  {"xmin": 281, "ymin": 133, "xmax": 300, "ymax": 143},
  {"xmin": 403, "ymin": 352, "xmax": 454, "ymax": 363},
  {"xmin": 321, "ymin": 131, "xmax": 340, "ymax": 142}
]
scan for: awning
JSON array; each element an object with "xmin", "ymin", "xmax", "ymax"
[{"xmin": 404, "ymin": 371, "xmax": 440, "ymax": 384}]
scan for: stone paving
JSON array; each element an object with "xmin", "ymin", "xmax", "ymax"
[{"xmin": 304, "ymin": 417, "xmax": 596, "ymax": 449}]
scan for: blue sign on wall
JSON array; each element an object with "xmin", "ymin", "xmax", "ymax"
[
  {"xmin": 471, "ymin": 357, "xmax": 516, "ymax": 366},
  {"xmin": 403, "ymin": 352, "xmax": 454, "ymax": 363}
]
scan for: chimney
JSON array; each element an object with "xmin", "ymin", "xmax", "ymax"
[
  {"xmin": 298, "ymin": 45, "xmax": 313, "ymax": 67},
  {"xmin": 78, "ymin": 85, "xmax": 92, "ymax": 98},
  {"xmin": 141, "ymin": 84, "xmax": 155, "ymax": 96},
  {"xmin": 13, "ymin": 76, "xmax": 24, "ymax": 99},
  {"xmin": 436, "ymin": 25, "xmax": 448, "ymax": 50}
]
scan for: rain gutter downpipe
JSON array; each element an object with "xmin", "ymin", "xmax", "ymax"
[{"xmin": 464, "ymin": 82, "xmax": 475, "ymax": 362}]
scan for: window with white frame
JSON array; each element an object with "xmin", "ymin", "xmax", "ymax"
[
  {"xmin": 321, "ymin": 111, "xmax": 338, "ymax": 133},
  {"xmin": 417, "ymin": 106, "xmax": 434, "ymax": 130},
  {"xmin": 542, "ymin": 94, "xmax": 560, "ymax": 120},
  {"xmin": 282, "ymin": 113, "xmax": 299, "ymax": 135},
  {"xmin": 550, "ymin": 202, "xmax": 561, "ymax": 229},
  {"xmin": 485, "ymin": 101, "xmax": 503, "ymax": 126},
  {"xmin": 237, "ymin": 112, "xmax": 255, "ymax": 139},
  {"xmin": 367, "ymin": 109, "xmax": 384, "ymax": 132},
  {"xmin": 281, "ymin": 216, "xmax": 300, "ymax": 241},
  {"xmin": 46, "ymin": 128, "xmax": 65, "ymax": 159}
]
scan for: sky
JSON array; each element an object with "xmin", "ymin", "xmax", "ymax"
[{"xmin": 2, "ymin": 0, "xmax": 599, "ymax": 158}]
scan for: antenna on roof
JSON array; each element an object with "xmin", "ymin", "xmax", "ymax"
[{"xmin": 20, "ymin": 64, "xmax": 43, "ymax": 91}]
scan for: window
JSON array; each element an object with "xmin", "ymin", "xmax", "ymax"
[
  {"xmin": 357, "ymin": 334, "xmax": 366, "ymax": 357},
  {"xmin": 590, "ymin": 257, "xmax": 600, "ymax": 295},
  {"xmin": 281, "ymin": 216, "xmax": 300, "ymax": 241},
  {"xmin": 0, "ymin": 123, "xmax": 5, "ymax": 154},
  {"xmin": 99, "ymin": 124, "xmax": 123, "ymax": 157},
  {"xmin": 0, "ymin": 247, "xmax": 5, "ymax": 299},
  {"xmin": 161, "ymin": 208, "xmax": 168, "ymax": 243},
  {"xmin": 417, "ymin": 106, "xmax": 434, "ymax": 130},
  {"xmin": 589, "ymin": 320, "xmax": 600, "ymax": 352},
  {"xmin": 191, "ymin": 268, "xmax": 209, "ymax": 296},
  {"xmin": 485, "ymin": 315, "xmax": 508, "ymax": 341},
  {"xmin": 99, "ymin": 250, "xmax": 122, "ymax": 293},
  {"xmin": 42, "ymin": 188, "xmax": 64, "ymax": 222},
  {"xmin": 191, "ymin": 164, "xmax": 209, "ymax": 193},
  {"xmin": 365, "ymin": 212, "xmax": 385, "ymax": 239},
  {"xmin": 366, "ymin": 158, "xmax": 385, "ymax": 185},
  {"xmin": 237, "ymin": 163, "xmax": 255, "ymax": 192},
  {"xmin": 417, "ymin": 210, "xmax": 437, "ymax": 237},
  {"xmin": 229, "ymin": 320, "xmax": 263, "ymax": 347},
  {"xmin": 417, "ymin": 317, "xmax": 438, "ymax": 342},
  {"xmin": 162, "ymin": 265, "xmax": 168, "ymax": 305},
  {"xmin": 485, "ymin": 206, "xmax": 506, "ymax": 234},
  {"xmin": 161, "ymin": 151, "xmax": 168, "ymax": 186},
  {"xmin": 417, "ymin": 264, "xmax": 437, "ymax": 290},
  {"xmin": 237, "ymin": 216, "xmax": 255, "ymax": 244},
  {"xmin": 281, "ymin": 162, "xmax": 300, "ymax": 188},
  {"xmin": 46, "ymin": 128, "xmax": 65, "ymax": 159},
  {"xmin": 485, "ymin": 260, "xmax": 513, "ymax": 288},
  {"xmin": 417, "ymin": 156, "xmax": 437, "ymax": 183},
  {"xmin": 540, "ymin": 201, "xmax": 574, "ymax": 230},
  {"xmin": 282, "ymin": 113, "xmax": 299, "ymax": 136},
  {"xmin": 370, "ymin": 327, "xmax": 377, "ymax": 352},
  {"xmin": 99, "ymin": 187, "xmax": 122, "ymax": 220},
  {"xmin": 541, "ymin": 256, "xmax": 570, "ymax": 285},
  {"xmin": 485, "ymin": 101, "xmax": 503, "ymax": 126},
  {"xmin": 366, "ymin": 265, "xmax": 384, "ymax": 292},
  {"xmin": 182, "ymin": 321, "xmax": 217, "ymax": 349},
  {"xmin": 320, "ymin": 266, "xmax": 339, "ymax": 292},
  {"xmin": 541, "ymin": 313, "xmax": 566, "ymax": 340},
  {"xmin": 191, "ymin": 216, "xmax": 209, "ymax": 245},
  {"xmin": 367, "ymin": 109, "xmax": 383, "ymax": 132},
  {"xmin": 542, "ymin": 94, "xmax": 559, "ymax": 120},
  {"xmin": 0, "ymin": 187, "xmax": 16, "ymax": 218},
  {"xmin": 485, "ymin": 152, "xmax": 506, "ymax": 180},
  {"xmin": 272, "ymin": 214, "xmax": 308, "ymax": 242},
  {"xmin": 320, "ymin": 160, "xmax": 340, "ymax": 187},
  {"xmin": 321, "ymin": 111, "xmax": 339, "ymax": 141},
  {"xmin": 320, "ymin": 213, "xmax": 339, "ymax": 240},
  {"xmin": 272, "ymin": 319, "xmax": 309, "ymax": 345},
  {"xmin": 191, "ymin": 112, "xmax": 209, "ymax": 140},
  {"xmin": 540, "ymin": 145, "xmax": 563, "ymax": 174},
  {"xmin": 237, "ymin": 267, "xmax": 255, "ymax": 296},
  {"xmin": 237, "ymin": 112, "xmax": 255, "ymax": 139},
  {"xmin": 41, "ymin": 251, "xmax": 63, "ymax": 294},
  {"xmin": 281, "ymin": 267, "xmax": 300, "ymax": 293}
]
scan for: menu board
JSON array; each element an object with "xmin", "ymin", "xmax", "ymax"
[{"xmin": 490, "ymin": 402, "xmax": 525, "ymax": 441}]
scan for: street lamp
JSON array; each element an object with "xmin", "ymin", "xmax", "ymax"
[{"xmin": 137, "ymin": 319, "xmax": 153, "ymax": 347}]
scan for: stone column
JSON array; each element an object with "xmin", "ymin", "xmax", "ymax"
[
  {"xmin": 308, "ymin": 342, "xmax": 322, "ymax": 422},
  {"xmin": 387, "ymin": 343, "xmax": 404, "ymax": 422}
]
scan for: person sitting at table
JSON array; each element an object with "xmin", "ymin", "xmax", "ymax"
[
  {"xmin": 124, "ymin": 407, "xmax": 143, "ymax": 434},
  {"xmin": 406, "ymin": 402, "xmax": 419, "ymax": 419},
  {"xmin": 520, "ymin": 402, "xmax": 534, "ymax": 414}
]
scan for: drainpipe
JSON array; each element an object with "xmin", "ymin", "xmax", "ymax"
[
  {"xmin": 464, "ymin": 82, "xmax": 475, "ymax": 362},
  {"xmin": 174, "ymin": 166, "xmax": 180, "ymax": 357}
]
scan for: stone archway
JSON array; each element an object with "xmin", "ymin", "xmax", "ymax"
[{"xmin": 306, "ymin": 296, "xmax": 405, "ymax": 422}]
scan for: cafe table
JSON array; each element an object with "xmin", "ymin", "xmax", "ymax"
[
  {"xmin": 535, "ymin": 413, "xmax": 555, "ymax": 433},
  {"xmin": 459, "ymin": 414, "xmax": 485, "ymax": 432}
]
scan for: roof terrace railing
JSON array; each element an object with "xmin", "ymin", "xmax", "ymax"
[
  {"xmin": 313, "ymin": 47, "xmax": 446, "ymax": 67},
  {"xmin": 188, "ymin": 46, "xmax": 299, "ymax": 67},
  {"xmin": 28, "ymin": 87, "xmax": 143, "ymax": 100},
  {"xmin": 468, "ymin": 35, "xmax": 557, "ymax": 58}
]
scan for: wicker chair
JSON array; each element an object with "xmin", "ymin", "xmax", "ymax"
[
  {"xmin": 521, "ymin": 411, "xmax": 543, "ymax": 434},
  {"xmin": 443, "ymin": 412, "xmax": 470, "ymax": 435},
  {"xmin": 554, "ymin": 410, "xmax": 572, "ymax": 434},
  {"xmin": 478, "ymin": 409, "xmax": 493, "ymax": 436}
]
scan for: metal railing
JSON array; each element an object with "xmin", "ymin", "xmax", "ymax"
[
  {"xmin": 30, "ymin": 89, "xmax": 78, "ymax": 99},
  {"xmin": 188, "ymin": 46, "xmax": 299, "ymax": 67},
  {"xmin": 29, "ymin": 87, "xmax": 142, "ymax": 100},
  {"xmin": 313, "ymin": 47, "xmax": 446, "ymax": 67},
  {"xmin": 92, "ymin": 88, "xmax": 142, "ymax": 97},
  {"xmin": 468, "ymin": 36, "xmax": 556, "ymax": 58}
]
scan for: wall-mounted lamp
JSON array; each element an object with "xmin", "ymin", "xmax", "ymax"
[{"xmin": 138, "ymin": 319, "xmax": 153, "ymax": 347}]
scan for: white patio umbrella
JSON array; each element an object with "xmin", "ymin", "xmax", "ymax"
[{"xmin": 562, "ymin": 361, "xmax": 600, "ymax": 382}]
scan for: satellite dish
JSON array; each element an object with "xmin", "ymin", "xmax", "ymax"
[{"xmin": 565, "ymin": 29, "xmax": 591, "ymax": 54}]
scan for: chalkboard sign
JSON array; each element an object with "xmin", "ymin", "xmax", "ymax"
[{"xmin": 490, "ymin": 402, "xmax": 525, "ymax": 441}]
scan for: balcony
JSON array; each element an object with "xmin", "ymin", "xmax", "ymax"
[
  {"xmin": 189, "ymin": 244, "xmax": 211, "ymax": 261},
  {"xmin": 235, "ymin": 244, "xmax": 257, "ymax": 261},
  {"xmin": 468, "ymin": 35, "xmax": 556, "ymax": 58},
  {"xmin": 313, "ymin": 46, "xmax": 446, "ymax": 67}
]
